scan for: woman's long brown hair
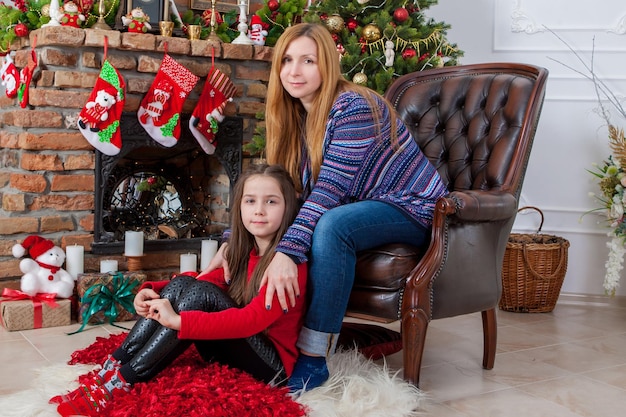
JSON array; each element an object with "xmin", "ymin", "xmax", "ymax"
[
  {"xmin": 265, "ymin": 23, "xmax": 396, "ymax": 192},
  {"xmin": 226, "ymin": 164, "xmax": 299, "ymax": 305}
]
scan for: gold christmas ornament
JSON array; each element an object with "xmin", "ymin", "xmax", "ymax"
[
  {"xmin": 41, "ymin": 4, "xmax": 50, "ymax": 16},
  {"xmin": 352, "ymin": 72, "xmax": 368, "ymax": 85},
  {"xmin": 325, "ymin": 15, "xmax": 345, "ymax": 33},
  {"xmin": 362, "ymin": 24, "xmax": 381, "ymax": 42}
]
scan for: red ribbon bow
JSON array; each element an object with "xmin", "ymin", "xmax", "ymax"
[{"xmin": 1, "ymin": 288, "xmax": 59, "ymax": 329}]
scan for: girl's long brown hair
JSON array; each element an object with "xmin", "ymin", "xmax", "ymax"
[
  {"xmin": 265, "ymin": 23, "xmax": 396, "ymax": 192},
  {"xmin": 226, "ymin": 164, "xmax": 299, "ymax": 305}
]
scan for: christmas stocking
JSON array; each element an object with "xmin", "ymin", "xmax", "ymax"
[
  {"xmin": 17, "ymin": 47, "xmax": 37, "ymax": 108},
  {"xmin": 1, "ymin": 54, "xmax": 19, "ymax": 98},
  {"xmin": 138, "ymin": 54, "xmax": 199, "ymax": 147},
  {"xmin": 189, "ymin": 65, "xmax": 237, "ymax": 154},
  {"xmin": 78, "ymin": 60, "xmax": 126, "ymax": 156}
]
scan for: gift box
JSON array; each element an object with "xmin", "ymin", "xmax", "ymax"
[
  {"xmin": 1, "ymin": 290, "xmax": 71, "ymax": 331},
  {"xmin": 77, "ymin": 272, "xmax": 146, "ymax": 325}
]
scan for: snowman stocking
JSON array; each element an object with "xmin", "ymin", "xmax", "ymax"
[
  {"xmin": 189, "ymin": 65, "xmax": 237, "ymax": 154},
  {"xmin": 138, "ymin": 54, "xmax": 199, "ymax": 147},
  {"xmin": 78, "ymin": 60, "xmax": 126, "ymax": 156},
  {"xmin": 1, "ymin": 54, "xmax": 19, "ymax": 98},
  {"xmin": 17, "ymin": 47, "xmax": 37, "ymax": 108}
]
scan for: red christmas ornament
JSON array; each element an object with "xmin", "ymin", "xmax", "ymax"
[
  {"xmin": 268, "ymin": 0, "xmax": 280, "ymax": 12},
  {"xmin": 402, "ymin": 48, "xmax": 417, "ymax": 60},
  {"xmin": 332, "ymin": 33, "xmax": 339, "ymax": 43},
  {"xmin": 393, "ymin": 7, "xmax": 409, "ymax": 23},
  {"xmin": 14, "ymin": 23, "xmax": 29, "ymax": 37},
  {"xmin": 347, "ymin": 18, "xmax": 358, "ymax": 32}
]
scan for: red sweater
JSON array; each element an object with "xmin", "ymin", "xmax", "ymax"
[{"xmin": 143, "ymin": 251, "xmax": 308, "ymax": 376}]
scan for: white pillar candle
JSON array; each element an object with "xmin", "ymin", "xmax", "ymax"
[
  {"xmin": 180, "ymin": 253, "xmax": 198, "ymax": 273},
  {"xmin": 200, "ymin": 239, "xmax": 218, "ymax": 270},
  {"xmin": 125, "ymin": 231, "xmax": 144, "ymax": 256},
  {"xmin": 100, "ymin": 259, "xmax": 119, "ymax": 274},
  {"xmin": 65, "ymin": 245, "xmax": 84, "ymax": 280},
  {"xmin": 164, "ymin": 0, "xmax": 170, "ymax": 21}
]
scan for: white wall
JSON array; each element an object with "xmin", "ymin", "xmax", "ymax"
[{"xmin": 429, "ymin": 0, "xmax": 626, "ymax": 297}]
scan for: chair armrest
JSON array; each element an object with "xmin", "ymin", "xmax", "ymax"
[{"xmin": 446, "ymin": 190, "xmax": 518, "ymax": 222}]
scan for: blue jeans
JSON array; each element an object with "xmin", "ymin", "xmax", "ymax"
[{"xmin": 296, "ymin": 200, "xmax": 430, "ymax": 357}]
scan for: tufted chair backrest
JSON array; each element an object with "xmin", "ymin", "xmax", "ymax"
[{"xmin": 385, "ymin": 63, "xmax": 548, "ymax": 199}]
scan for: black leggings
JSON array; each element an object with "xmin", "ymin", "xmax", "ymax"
[{"xmin": 112, "ymin": 275, "xmax": 287, "ymax": 385}]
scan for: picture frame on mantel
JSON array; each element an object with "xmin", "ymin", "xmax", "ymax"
[
  {"xmin": 189, "ymin": 0, "xmax": 249, "ymax": 13},
  {"xmin": 116, "ymin": 0, "xmax": 165, "ymax": 31}
]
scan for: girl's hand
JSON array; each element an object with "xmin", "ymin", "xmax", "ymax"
[
  {"xmin": 261, "ymin": 252, "xmax": 300, "ymax": 311},
  {"xmin": 145, "ymin": 298, "xmax": 181, "ymax": 330},
  {"xmin": 199, "ymin": 242, "xmax": 231, "ymax": 285},
  {"xmin": 134, "ymin": 288, "xmax": 160, "ymax": 317}
]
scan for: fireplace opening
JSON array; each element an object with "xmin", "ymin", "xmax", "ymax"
[{"xmin": 91, "ymin": 113, "xmax": 243, "ymax": 255}]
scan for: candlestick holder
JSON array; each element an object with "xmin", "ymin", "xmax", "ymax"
[
  {"xmin": 231, "ymin": 0, "xmax": 254, "ymax": 45},
  {"xmin": 126, "ymin": 255, "xmax": 146, "ymax": 271},
  {"xmin": 207, "ymin": 0, "xmax": 220, "ymax": 42},
  {"xmin": 92, "ymin": 0, "xmax": 112, "ymax": 31}
]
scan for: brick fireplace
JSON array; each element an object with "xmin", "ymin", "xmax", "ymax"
[{"xmin": 0, "ymin": 25, "xmax": 272, "ymax": 286}]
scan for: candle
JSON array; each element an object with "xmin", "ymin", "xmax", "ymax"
[
  {"xmin": 125, "ymin": 231, "xmax": 144, "ymax": 256},
  {"xmin": 164, "ymin": 0, "xmax": 170, "ymax": 21},
  {"xmin": 200, "ymin": 239, "xmax": 218, "ymax": 270},
  {"xmin": 65, "ymin": 244, "xmax": 84, "ymax": 280},
  {"xmin": 100, "ymin": 259, "xmax": 119, "ymax": 273},
  {"xmin": 180, "ymin": 253, "xmax": 197, "ymax": 273}
]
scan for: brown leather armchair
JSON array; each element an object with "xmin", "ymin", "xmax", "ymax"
[{"xmin": 346, "ymin": 63, "xmax": 549, "ymax": 386}]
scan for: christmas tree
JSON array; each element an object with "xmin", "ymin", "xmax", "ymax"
[
  {"xmin": 304, "ymin": 0, "xmax": 463, "ymax": 94},
  {"xmin": 255, "ymin": 0, "xmax": 462, "ymax": 94}
]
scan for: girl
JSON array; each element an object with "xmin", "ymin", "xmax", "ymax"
[
  {"xmin": 206, "ymin": 23, "xmax": 447, "ymax": 392},
  {"xmin": 52, "ymin": 164, "xmax": 307, "ymax": 416}
]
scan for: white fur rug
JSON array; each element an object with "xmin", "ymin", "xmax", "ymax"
[{"xmin": 0, "ymin": 350, "xmax": 428, "ymax": 417}]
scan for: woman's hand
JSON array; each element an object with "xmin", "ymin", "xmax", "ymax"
[
  {"xmin": 133, "ymin": 288, "xmax": 160, "ymax": 317},
  {"xmin": 145, "ymin": 298, "xmax": 181, "ymax": 330},
  {"xmin": 261, "ymin": 252, "xmax": 300, "ymax": 311},
  {"xmin": 198, "ymin": 242, "xmax": 231, "ymax": 284}
]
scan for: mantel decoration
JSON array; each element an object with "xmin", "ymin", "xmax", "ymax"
[
  {"xmin": 549, "ymin": 30, "xmax": 626, "ymax": 296},
  {"xmin": 2, "ymin": 1, "xmax": 462, "ymax": 94}
]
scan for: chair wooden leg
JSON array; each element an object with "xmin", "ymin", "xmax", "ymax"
[
  {"xmin": 481, "ymin": 308, "xmax": 497, "ymax": 369},
  {"xmin": 401, "ymin": 308, "xmax": 429, "ymax": 386}
]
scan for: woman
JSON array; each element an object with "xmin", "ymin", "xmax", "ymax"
[
  {"xmin": 52, "ymin": 164, "xmax": 307, "ymax": 416},
  {"xmin": 211, "ymin": 23, "xmax": 447, "ymax": 392}
]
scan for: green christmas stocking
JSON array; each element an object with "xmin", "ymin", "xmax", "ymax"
[
  {"xmin": 138, "ymin": 54, "xmax": 199, "ymax": 147},
  {"xmin": 78, "ymin": 60, "xmax": 126, "ymax": 156}
]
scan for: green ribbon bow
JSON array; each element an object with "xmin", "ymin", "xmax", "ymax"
[{"xmin": 69, "ymin": 273, "xmax": 140, "ymax": 335}]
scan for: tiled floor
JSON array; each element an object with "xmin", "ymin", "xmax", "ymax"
[{"xmin": 1, "ymin": 294, "xmax": 626, "ymax": 416}]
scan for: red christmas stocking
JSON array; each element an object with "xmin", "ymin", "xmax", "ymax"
[
  {"xmin": 78, "ymin": 60, "xmax": 126, "ymax": 156},
  {"xmin": 189, "ymin": 65, "xmax": 237, "ymax": 155},
  {"xmin": 17, "ymin": 48, "xmax": 37, "ymax": 108},
  {"xmin": 138, "ymin": 54, "xmax": 199, "ymax": 147},
  {"xmin": 1, "ymin": 54, "xmax": 19, "ymax": 98}
]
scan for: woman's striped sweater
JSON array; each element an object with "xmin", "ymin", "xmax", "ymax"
[{"xmin": 276, "ymin": 91, "xmax": 448, "ymax": 264}]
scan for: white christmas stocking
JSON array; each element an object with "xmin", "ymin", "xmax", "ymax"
[
  {"xmin": 138, "ymin": 54, "xmax": 199, "ymax": 147},
  {"xmin": 1, "ymin": 54, "xmax": 19, "ymax": 98},
  {"xmin": 78, "ymin": 60, "xmax": 126, "ymax": 156},
  {"xmin": 189, "ymin": 65, "xmax": 237, "ymax": 154}
]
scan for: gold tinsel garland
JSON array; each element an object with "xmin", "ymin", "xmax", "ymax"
[{"xmin": 361, "ymin": 28, "xmax": 460, "ymax": 57}]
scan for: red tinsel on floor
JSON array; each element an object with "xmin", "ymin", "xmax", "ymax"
[{"xmin": 66, "ymin": 333, "xmax": 307, "ymax": 417}]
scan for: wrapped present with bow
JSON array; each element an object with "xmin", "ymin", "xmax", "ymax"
[
  {"xmin": 73, "ymin": 272, "xmax": 146, "ymax": 333},
  {"xmin": 1, "ymin": 288, "xmax": 71, "ymax": 331}
]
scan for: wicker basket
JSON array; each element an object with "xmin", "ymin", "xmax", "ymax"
[{"xmin": 499, "ymin": 206, "xmax": 570, "ymax": 313}]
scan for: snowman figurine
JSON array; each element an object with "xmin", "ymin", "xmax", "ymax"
[{"xmin": 247, "ymin": 15, "xmax": 268, "ymax": 46}]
